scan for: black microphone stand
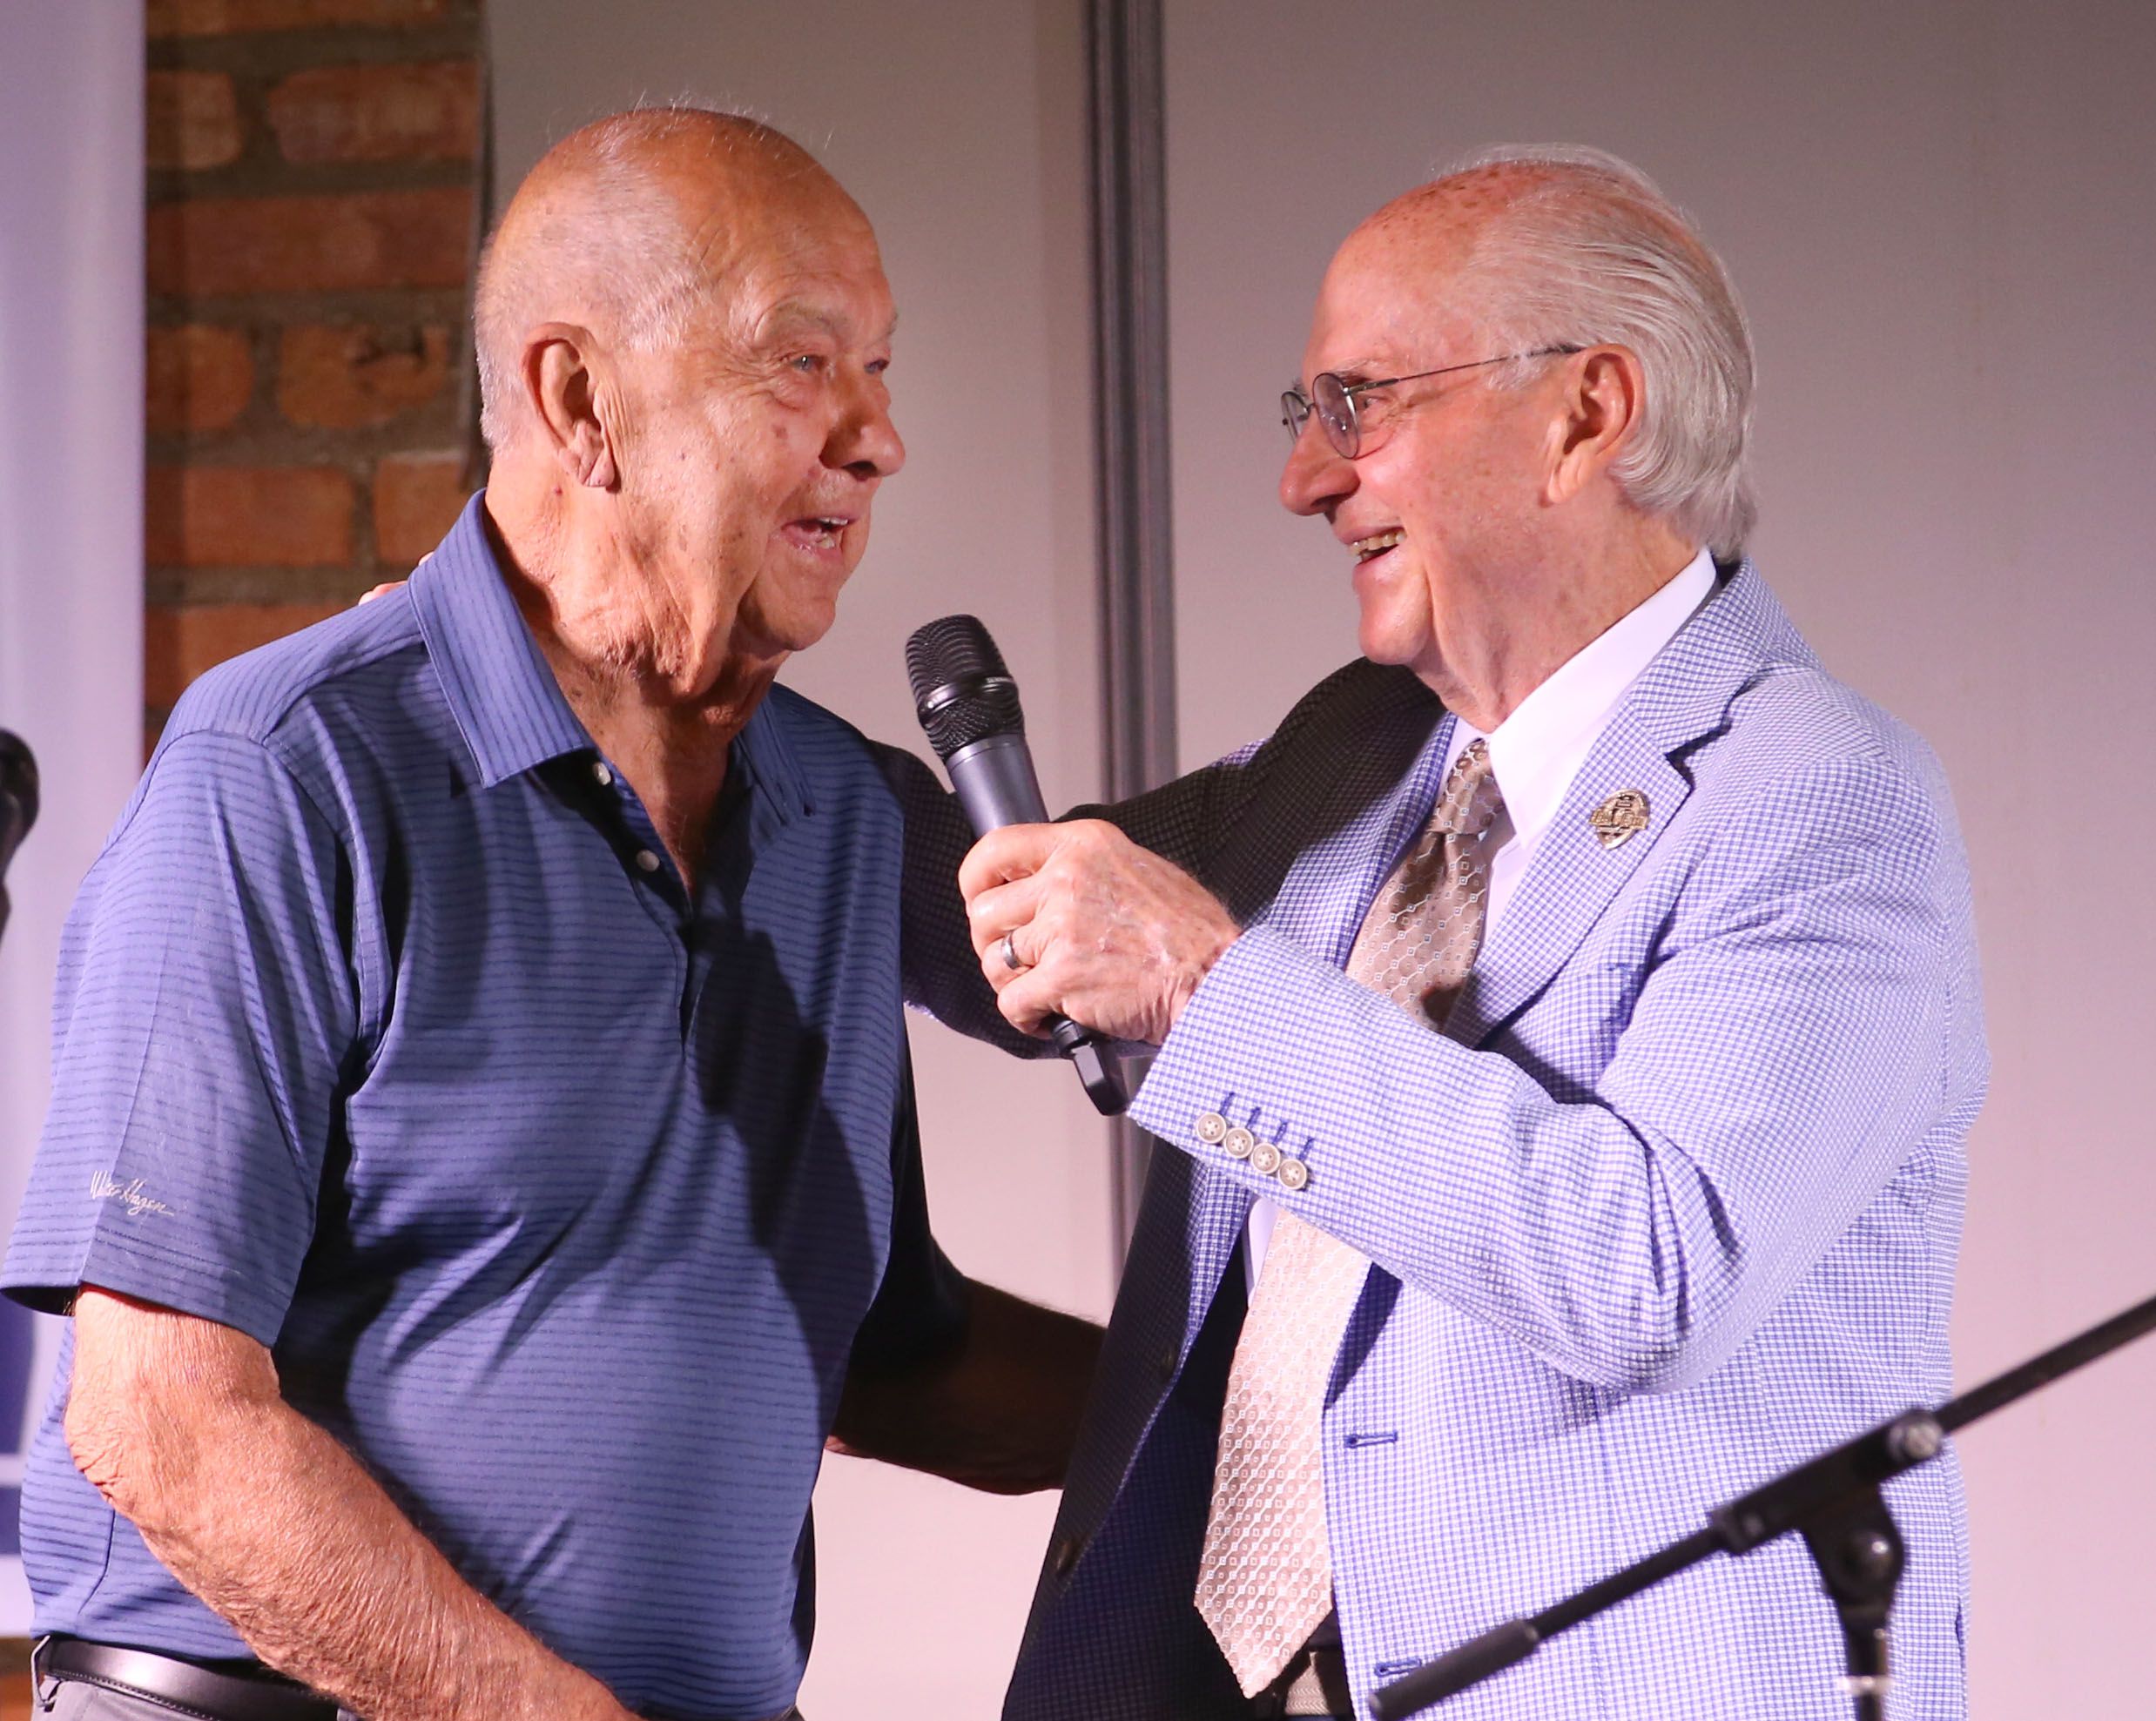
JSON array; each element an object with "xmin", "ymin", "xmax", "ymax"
[{"xmin": 1372, "ymin": 1289, "xmax": 2156, "ymax": 1721}]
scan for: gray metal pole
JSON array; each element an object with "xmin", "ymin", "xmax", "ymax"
[{"xmin": 1086, "ymin": 0, "xmax": 1178, "ymax": 1265}]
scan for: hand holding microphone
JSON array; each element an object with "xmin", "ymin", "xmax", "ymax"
[
  {"xmin": 905, "ymin": 618, "xmax": 1237, "ymax": 1108},
  {"xmin": 907, "ymin": 616, "xmax": 1129, "ymax": 1114}
]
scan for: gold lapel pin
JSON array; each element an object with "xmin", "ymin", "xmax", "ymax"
[{"xmin": 1588, "ymin": 789, "xmax": 1651, "ymax": 849}]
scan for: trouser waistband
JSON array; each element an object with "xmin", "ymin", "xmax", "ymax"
[
  {"xmin": 34, "ymin": 1637, "xmax": 358, "ymax": 1721},
  {"xmin": 33, "ymin": 1637, "xmax": 805, "ymax": 1721}
]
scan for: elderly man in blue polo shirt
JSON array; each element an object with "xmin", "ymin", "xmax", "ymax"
[{"xmin": 4, "ymin": 108, "xmax": 1098, "ymax": 1721}]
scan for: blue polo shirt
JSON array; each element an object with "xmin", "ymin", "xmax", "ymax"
[{"xmin": 3, "ymin": 494, "xmax": 964, "ymax": 1720}]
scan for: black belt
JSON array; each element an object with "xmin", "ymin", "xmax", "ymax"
[
  {"xmin": 33, "ymin": 1637, "xmax": 352, "ymax": 1721},
  {"xmin": 1250, "ymin": 1643, "xmax": 1353, "ymax": 1718}
]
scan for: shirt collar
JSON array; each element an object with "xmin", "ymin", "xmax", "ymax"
[
  {"xmin": 1446, "ymin": 546, "xmax": 1717, "ymax": 843},
  {"xmin": 731, "ymin": 686, "xmax": 816, "ymax": 824},
  {"xmin": 409, "ymin": 493, "xmax": 816, "ymax": 822},
  {"xmin": 409, "ymin": 493, "xmax": 596, "ymax": 790}
]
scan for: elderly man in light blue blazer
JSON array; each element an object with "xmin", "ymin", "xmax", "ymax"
[{"xmin": 902, "ymin": 145, "xmax": 1982, "ymax": 1720}]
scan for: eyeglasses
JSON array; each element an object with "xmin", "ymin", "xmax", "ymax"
[{"xmin": 1281, "ymin": 346, "xmax": 1583, "ymax": 459}]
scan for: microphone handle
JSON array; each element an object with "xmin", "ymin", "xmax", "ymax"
[
  {"xmin": 946, "ymin": 733, "xmax": 1053, "ymax": 832},
  {"xmin": 944, "ymin": 734, "xmax": 1129, "ymax": 1116}
]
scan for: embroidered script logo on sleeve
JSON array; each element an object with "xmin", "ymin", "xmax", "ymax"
[{"xmin": 90, "ymin": 1170, "xmax": 174, "ymax": 1218}]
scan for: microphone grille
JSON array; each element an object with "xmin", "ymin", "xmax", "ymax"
[
  {"xmin": 905, "ymin": 614, "xmax": 1007, "ymax": 698},
  {"xmin": 904, "ymin": 615, "xmax": 1025, "ymax": 762}
]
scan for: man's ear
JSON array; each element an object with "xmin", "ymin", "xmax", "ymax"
[
  {"xmin": 1544, "ymin": 345, "xmax": 1646, "ymax": 507},
  {"xmin": 523, "ymin": 322, "xmax": 618, "ymax": 490}
]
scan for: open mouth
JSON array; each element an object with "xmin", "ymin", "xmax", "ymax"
[
  {"xmin": 783, "ymin": 515, "xmax": 852, "ymax": 552},
  {"xmin": 1351, "ymin": 528, "xmax": 1404, "ymax": 563}
]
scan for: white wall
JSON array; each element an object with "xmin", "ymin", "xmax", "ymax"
[
  {"xmin": 488, "ymin": 5, "xmax": 1112, "ymax": 1714},
  {"xmin": 0, "ymin": 0, "xmax": 147, "ymax": 1637},
  {"xmin": 1161, "ymin": 2, "xmax": 2156, "ymax": 1713}
]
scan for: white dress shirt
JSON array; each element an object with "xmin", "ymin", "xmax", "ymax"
[{"xmin": 1243, "ymin": 548, "xmax": 1717, "ymax": 1286}]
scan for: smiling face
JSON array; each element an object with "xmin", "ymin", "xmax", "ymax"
[
  {"xmin": 1279, "ymin": 212, "xmax": 1565, "ymax": 687},
  {"xmin": 600, "ymin": 178, "xmax": 904, "ymax": 691}
]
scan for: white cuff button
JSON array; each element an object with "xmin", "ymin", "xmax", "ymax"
[
  {"xmin": 1222, "ymin": 1126, "xmax": 1255, "ymax": 1159},
  {"xmin": 1196, "ymin": 1112, "xmax": 1229, "ymax": 1145},
  {"xmin": 1276, "ymin": 1157, "xmax": 1310, "ymax": 1191},
  {"xmin": 1249, "ymin": 1141, "xmax": 1282, "ymax": 1176}
]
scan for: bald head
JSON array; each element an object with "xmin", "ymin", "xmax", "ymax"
[
  {"xmin": 475, "ymin": 106, "xmax": 866, "ymax": 452},
  {"xmin": 1337, "ymin": 146, "xmax": 1756, "ymax": 557}
]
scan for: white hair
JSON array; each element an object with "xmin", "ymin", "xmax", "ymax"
[
  {"xmin": 1436, "ymin": 145, "xmax": 1757, "ymax": 558},
  {"xmin": 473, "ymin": 104, "xmax": 806, "ymax": 451}
]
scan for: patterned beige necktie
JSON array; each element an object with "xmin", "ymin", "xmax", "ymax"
[{"xmin": 1195, "ymin": 738, "xmax": 1506, "ymax": 1697}]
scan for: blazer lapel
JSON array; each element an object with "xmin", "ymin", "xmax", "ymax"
[
  {"xmin": 1216, "ymin": 667, "xmax": 1450, "ymax": 958},
  {"xmin": 1445, "ymin": 561, "xmax": 1806, "ymax": 1047},
  {"xmin": 1257, "ymin": 746, "xmax": 1450, "ymax": 964},
  {"xmin": 1445, "ymin": 719, "xmax": 1690, "ymax": 1045}
]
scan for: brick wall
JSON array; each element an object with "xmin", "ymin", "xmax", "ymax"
[{"xmin": 145, "ymin": 0, "xmax": 486, "ymax": 741}]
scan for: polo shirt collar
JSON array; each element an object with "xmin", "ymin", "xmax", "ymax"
[
  {"xmin": 723, "ymin": 688, "xmax": 814, "ymax": 824},
  {"xmin": 411, "ymin": 493, "xmax": 595, "ymax": 790},
  {"xmin": 409, "ymin": 494, "xmax": 816, "ymax": 823}
]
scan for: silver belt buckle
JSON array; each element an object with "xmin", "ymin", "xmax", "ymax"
[{"xmin": 30, "ymin": 1637, "xmax": 57, "ymax": 1713}]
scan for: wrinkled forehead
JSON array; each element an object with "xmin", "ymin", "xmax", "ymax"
[
  {"xmin": 687, "ymin": 183, "xmax": 897, "ymax": 342},
  {"xmin": 1302, "ymin": 204, "xmax": 1485, "ymax": 377}
]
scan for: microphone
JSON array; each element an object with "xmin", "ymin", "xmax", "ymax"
[
  {"xmin": 0, "ymin": 729, "xmax": 38, "ymax": 951},
  {"xmin": 905, "ymin": 615, "xmax": 1129, "ymax": 1116}
]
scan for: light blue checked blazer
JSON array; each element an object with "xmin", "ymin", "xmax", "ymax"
[{"xmin": 893, "ymin": 563, "xmax": 1984, "ymax": 1721}]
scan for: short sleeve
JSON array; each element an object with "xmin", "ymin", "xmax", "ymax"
[
  {"xmin": 2, "ymin": 730, "xmax": 357, "ymax": 1346},
  {"xmin": 845, "ymin": 1050, "xmax": 968, "ymax": 1376}
]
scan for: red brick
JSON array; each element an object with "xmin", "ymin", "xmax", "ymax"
[
  {"xmin": 148, "ymin": 187, "xmax": 472, "ymax": 297},
  {"xmin": 145, "ymin": 602, "xmax": 345, "ymax": 709},
  {"xmin": 146, "ymin": 71, "xmax": 243, "ymax": 171},
  {"xmin": 374, "ymin": 450, "xmax": 469, "ymax": 564},
  {"xmin": 147, "ymin": 325, "xmax": 256, "ymax": 436},
  {"xmin": 0, "ymin": 1649, "xmax": 38, "ymax": 1721},
  {"xmin": 266, "ymin": 62, "xmax": 479, "ymax": 165},
  {"xmin": 148, "ymin": 0, "xmax": 448, "ymax": 35},
  {"xmin": 279, "ymin": 323, "xmax": 450, "ymax": 429},
  {"xmin": 146, "ymin": 466, "xmax": 355, "ymax": 568}
]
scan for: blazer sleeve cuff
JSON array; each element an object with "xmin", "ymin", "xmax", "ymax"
[{"xmin": 1130, "ymin": 923, "xmax": 1452, "ymax": 1202}]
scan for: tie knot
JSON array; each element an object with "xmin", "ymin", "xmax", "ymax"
[{"xmin": 1432, "ymin": 737, "xmax": 1503, "ymax": 837}]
